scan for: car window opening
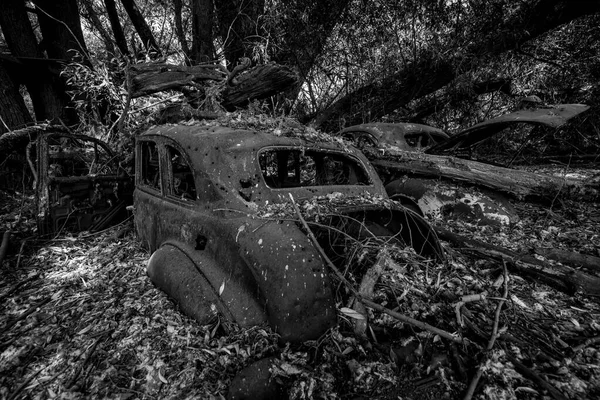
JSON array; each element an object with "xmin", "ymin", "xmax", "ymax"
[
  {"xmin": 47, "ymin": 136, "xmax": 115, "ymax": 177},
  {"xmin": 259, "ymin": 149, "xmax": 370, "ymax": 188},
  {"xmin": 140, "ymin": 141, "xmax": 161, "ymax": 190},
  {"xmin": 167, "ymin": 145, "xmax": 197, "ymax": 201}
]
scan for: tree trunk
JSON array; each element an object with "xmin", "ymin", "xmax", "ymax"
[
  {"xmin": 190, "ymin": 0, "xmax": 216, "ymax": 63},
  {"xmin": 271, "ymin": 0, "xmax": 352, "ymax": 98},
  {"xmin": 173, "ymin": 0, "xmax": 190, "ymax": 60},
  {"xmin": 215, "ymin": 0, "xmax": 265, "ymax": 66},
  {"xmin": 127, "ymin": 62, "xmax": 298, "ymax": 110},
  {"xmin": 81, "ymin": 0, "xmax": 116, "ymax": 56},
  {"xmin": 435, "ymin": 226, "xmax": 600, "ymax": 297},
  {"xmin": 32, "ymin": 0, "xmax": 90, "ymax": 62},
  {"xmin": 0, "ymin": 61, "xmax": 33, "ymax": 134},
  {"xmin": 368, "ymin": 148, "xmax": 599, "ymax": 202},
  {"xmin": 128, "ymin": 62, "xmax": 226, "ymax": 98},
  {"xmin": 0, "ymin": 0, "xmax": 70, "ymax": 122},
  {"xmin": 103, "ymin": 0, "xmax": 130, "ymax": 56},
  {"xmin": 221, "ymin": 64, "xmax": 299, "ymax": 110},
  {"xmin": 312, "ymin": 0, "xmax": 600, "ymax": 131},
  {"xmin": 120, "ymin": 0, "xmax": 161, "ymax": 55}
]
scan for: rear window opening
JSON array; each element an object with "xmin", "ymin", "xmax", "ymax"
[{"xmin": 259, "ymin": 148, "xmax": 371, "ymax": 188}]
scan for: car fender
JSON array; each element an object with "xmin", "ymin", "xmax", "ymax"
[
  {"xmin": 147, "ymin": 241, "xmax": 268, "ymax": 327},
  {"xmin": 236, "ymin": 219, "xmax": 337, "ymax": 343}
]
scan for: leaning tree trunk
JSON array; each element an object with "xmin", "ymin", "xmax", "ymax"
[
  {"xmin": 120, "ymin": 0, "xmax": 161, "ymax": 55},
  {"xmin": 311, "ymin": 0, "xmax": 600, "ymax": 131},
  {"xmin": 103, "ymin": 0, "xmax": 129, "ymax": 56},
  {"xmin": 367, "ymin": 148, "xmax": 599, "ymax": 202}
]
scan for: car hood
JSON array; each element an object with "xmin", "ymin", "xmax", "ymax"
[{"xmin": 428, "ymin": 104, "xmax": 590, "ymax": 153}]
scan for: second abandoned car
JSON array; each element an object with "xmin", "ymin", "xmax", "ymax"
[{"xmin": 134, "ymin": 125, "xmax": 444, "ymax": 343}]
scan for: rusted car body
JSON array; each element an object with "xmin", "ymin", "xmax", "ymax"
[
  {"xmin": 337, "ymin": 105, "xmax": 589, "ymax": 225},
  {"xmin": 35, "ymin": 133, "xmax": 132, "ymax": 235},
  {"xmin": 337, "ymin": 122, "xmax": 449, "ymax": 152},
  {"xmin": 428, "ymin": 104, "xmax": 590, "ymax": 155},
  {"xmin": 134, "ymin": 125, "xmax": 443, "ymax": 343}
]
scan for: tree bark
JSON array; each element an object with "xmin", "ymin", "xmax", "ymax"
[
  {"xmin": 0, "ymin": 61, "xmax": 33, "ymax": 134},
  {"xmin": 128, "ymin": 62, "xmax": 226, "ymax": 98},
  {"xmin": 32, "ymin": 0, "xmax": 90, "ymax": 62},
  {"xmin": 127, "ymin": 62, "xmax": 298, "ymax": 110},
  {"xmin": 120, "ymin": 0, "xmax": 161, "ymax": 55},
  {"xmin": 190, "ymin": 0, "xmax": 216, "ymax": 63},
  {"xmin": 312, "ymin": 0, "xmax": 600, "ymax": 131},
  {"xmin": 369, "ymin": 148, "xmax": 599, "ymax": 202},
  {"xmin": 173, "ymin": 0, "xmax": 190, "ymax": 59},
  {"xmin": 103, "ymin": 0, "xmax": 130, "ymax": 56},
  {"xmin": 215, "ymin": 0, "xmax": 265, "ymax": 66},
  {"xmin": 221, "ymin": 64, "xmax": 299, "ymax": 110},
  {"xmin": 0, "ymin": 0, "xmax": 70, "ymax": 122},
  {"xmin": 534, "ymin": 248, "xmax": 600, "ymax": 274}
]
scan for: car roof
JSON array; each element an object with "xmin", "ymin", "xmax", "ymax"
[{"xmin": 339, "ymin": 123, "xmax": 450, "ymax": 140}]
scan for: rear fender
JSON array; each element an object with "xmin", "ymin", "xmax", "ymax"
[{"xmin": 147, "ymin": 241, "xmax": 267, "ymax": 327}]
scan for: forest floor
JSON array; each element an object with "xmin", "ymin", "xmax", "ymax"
[{"xmin": 0, "ymin": 165, "xmax": 599, "ymax": 400}]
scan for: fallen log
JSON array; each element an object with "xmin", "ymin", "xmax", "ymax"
[
  {"xmin": 129, "ymin": 62, "xmax": 226, "ymax": 98},
  {"xmin": 434, "ymin": 226, "xmax": 600, "ymax": 297},
  {"xmin": 534, "ymin": 248, "xmax": 600, "ymax": 274},
  {"xmin": 365, "ymin": 148, "xmax": 599, "ymax": 202},
  {"xmin": 128, "ymin": 62, "xmax": 299, "ymax": 111}
]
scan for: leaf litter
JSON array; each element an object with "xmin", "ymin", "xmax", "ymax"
[{"xmin": 1, "ymin": 168, "xmax": 600, "ymax": 399}]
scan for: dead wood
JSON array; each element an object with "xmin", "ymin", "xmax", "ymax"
[
  {"xmin": 352, "ymin": 253, "xmax": 384, "ymax": 336},
  {"xmin": 365, "ymin": 148, "xmax": 599, "ymax": 202},
  {"xmin": 0, "ymin": 124, "xmax": 67, "ymax": 157},
  {"xmin": 0, "ymin": 230, "xmax": 9, "ymax": 266},
  {"xmin": 505, "ymin": 353, "xmax": 568, "ymax": 400},
  {"xmin": 220, "ymin": 64, "xmax": 298, "ymax": 110},
  {"xmin": 434, "ymin": 226, "xmax": 600, "ymax": 297},
  {"xmin": 534, "ymin": 247, "xmax": 600, "ymax": 274},
  {"xmin": 129, "ymin": 62, "xmax": 226, "ymax": 98},
  {"xmin": 128, "ymin": 62, "xmax": 299, "ymax": 112},
  {"xmin": 463, "ymin": 264, "xmax": 509, "ymax": 400}
]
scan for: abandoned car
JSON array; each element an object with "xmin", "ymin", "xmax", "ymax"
[
  {"xmin": 34, "ymin": 133, "xmax": 132, "ymax": 235},
  {"xmin": 337, "ymin": 104, "xmax": 590, "ymax": 225},
  {"xmin": 133, "ymin": 125, "xmax": 444, "ymax": 343},
  {"xmin": 337, "ymin": 122, "xmax": 449, "ymax": 152}
]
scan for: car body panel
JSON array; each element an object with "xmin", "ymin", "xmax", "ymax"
[
  {"xmin": 428, "ymin": 104, "xmax": 590, "ymax": 154},
  {"xmin": 35, "ymin": 133, "xmax": 132, "ymax": 235},
  {"xmin": 337, "ymin": 123, "xmax": 449, "ymax": 151},
  {"xmin": 134, "ymin": 125, "xmax": 444, "ymax": 342}
]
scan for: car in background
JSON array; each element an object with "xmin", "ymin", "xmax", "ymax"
[
  {"xmin": 335, "ymin": 104, "xmax": 590, "ymax": 226},
  {"xmin": 337, "ymin": 122, "xmax": 449, "ymax": 152}
]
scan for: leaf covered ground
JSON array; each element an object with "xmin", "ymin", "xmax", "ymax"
[{"xmin": 1, "ymin": 167, "xmax": 600, "ymax": 399}]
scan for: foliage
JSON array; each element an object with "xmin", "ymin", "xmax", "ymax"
[{"xmin": 61, "ymin": 57, "xmax": 127, "ymax": 136}]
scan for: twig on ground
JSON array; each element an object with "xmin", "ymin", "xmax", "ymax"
[
  {"xmin": 7, "ymin": 365, "xmax": 50, "ymax": 400},
  {"xmin": 454, "ymin": 292, "xmax": 488, "ymax": 327},
  {"xmin": 66, "ymin": 330, "xmax": 113, "ymax": 389},
  {"xmin": 463, "ymin": 262, "xmax": 509, "ymax": 400},
  {"xmin": 288, "ymin": 193, "xmax": 463, "ymax": 344},
  {"xmin": 573, "ymin": 335, "xmax": 600, "ymax": 353},
  {"xmin": 505, "ymin": 353, "xmax": 568, "ymax": 400},
  {"xmin": 0, "ymin": 297, "xmax": 51, "ymax": 336}
]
